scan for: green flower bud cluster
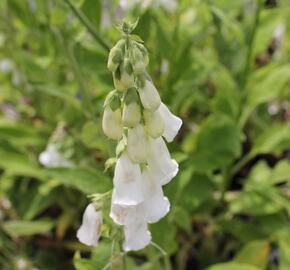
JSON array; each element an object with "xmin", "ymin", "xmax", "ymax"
[{"xmin": 102, "ymin": 20, "xmax": 164, "ymax": 158}]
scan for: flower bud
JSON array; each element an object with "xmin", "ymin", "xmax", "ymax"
[
  {"xmin": 144, "ymin": 109, "xmax": 164, "ymax": 138},
  {"xmin": 136, "ymin": 43, "xmax": 149, "ymax": 67},
  {"xmin": 120, "ymin": 58, "xmax": 135, "ymax": 89},
  {"xmin": 102, "ymin": 106, "xmax": 123, "ymax": 140},
  {"xmin": 127, "ymin": 124, "xmax": 148, "ymax": 163},
  {"xmin": 123, "ymin": 103, "xmax": 141, "ymax": 127},
  {"xmin": 131, "ymin": 46, "xmax": 145, "ymax": 74},
  {"xmin": 113, "ymin": 68, "xmax": 128, "ymax": 92},
  {"xmin": 138, "ymin": 80, "xmax": 161, "ymax": 111},
  {"xmin": 107, "ymin": 47, "xmax": 123, "ymax": 72}
]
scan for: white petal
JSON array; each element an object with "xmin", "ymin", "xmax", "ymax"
[
  {"xmin": 102, "ymin": 106, "xmax": 123, "ymax": 140},
  {"xmin": 113, "ymin": 152, "xmax": 144, "ymax": 206},
  {"xmin": 76, "ymin": 204, "xmax": 102, "ymax": 246},
  {"xmin": 148, "ymin": 137, "xmax": 179, "ymax": 185},
  {"xmin": 122, "ymin": 102, "xmax": 141, "ymax": 127},
  {"xmin": 123, "ymin": 220, "xmax": 151, "ymax": 251},
  {"xmin": 138, "ymin": 80, "xmax": 161, "ymax": 111},
  {"xmin": 110, "ymin": 192, "xmax": 139, "ymax": 225},
  {"xmin": 158, "ymin": 103, "xmax": 182, "ymax": 142},
  {"xmin": 140, "ymin": 167, "xmax": 170, "ymax": 223},
  {"xmin": 127, "ymin": 125, "xmax": 148, "ymax": 163}
]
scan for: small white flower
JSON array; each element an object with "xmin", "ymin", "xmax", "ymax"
[
  {"xmin": 138, "ymin": 80, "xmax": 161, "ymax": 111},
  {"xmin": 144, "ymin": 109, "xmax": 165, "ymax": 138},
  {"xmin": 148, "ymin": 137, "xmax": 179, "ymax": 185},
  {"xmin": 110, "ymin": 201, "xmax": 138, "ymax": 225},
  {"xmin": 123, "ymin": 219, "xmax": 151, "ymax": 251},
  {"xmin": 113, "ymin": 152, "xmax": 144, "ymax": 206},
  {"xmin": 127, "ymin": 124, "xmax": 148, "ymax": 163},
  {"xmin": 158, "ymin": 103, "xmax": 182, "ymax": 142},
  {"xmin": 77, "ymin": 204, "xmax": 102, "ymax": 246},
  {"xmin": 102, "ymin": 106, "xmax": 123, "ymax": 140},
  {"xmin": 39, "ymin": 144, "xmax": 73, "ymax": 168}
]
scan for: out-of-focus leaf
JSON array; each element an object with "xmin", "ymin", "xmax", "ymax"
[
  {"xmin": 251, "ymin": 123, "xmax": 290, "ymax": 156},
  {"xmin": 234, "ymin": 240, "xmax": 270, "ymax": 269},
  {"xmin": 191, "ymin": 114, "xmax": 241, "ymax": 171},
  {"xmin": 207, "ymin": 262, "xmax": 262, "ymax": 270},
  {"xmin": 2, "ymin": 220, "xmax": 54, "ymax": 237},
  {"xmin": 46, "ymin": 167, "xmax": 111, "ymax": 194},
  {"xmin": 81, "ymin": 0, "xmax": 101, "ymax": 30}
]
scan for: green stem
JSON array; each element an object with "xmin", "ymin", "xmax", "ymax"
[
  {"xmin": 64, "ymin": 0, "xmax": 110, "ymax": 52},
  {"xmin": 151, "ymin": 241, "xmax": 172, "ymax": 270},
  {"xmin": 241, "ymin": 0, "xmax": 262, "ymax": 90},
  {"xmin": 229, "ymin": 153, "xmax": 253, "ymax": 180}
]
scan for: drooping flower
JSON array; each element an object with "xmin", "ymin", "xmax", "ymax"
[
  {"xmin": 39, "ymin": 144, "xmax": 73, "ymax": 168},
  {"xmin": 113, "ymin": 152, "xmax": 144, "ymax": 206},
  {"xmin": 147, "ymin": 137, "xmax": 179, "ymax": 185},
  {"xmin": 123, "ymin": 219, "xmax": 151, "ymax": 251},
  {"xmin": 77, "ymin": 204, "xmax": 102, "ymax": 246},
  {"xmin": 158, "ymin": 103, "xmax": 182, "ymax": 142},
  {"xmin": 138, "ymin": 80, "xmax": 161, "ymax": 111},
  {"xmin": 122, "ymin": 102, "xmax": 141, "ymax": 127}
]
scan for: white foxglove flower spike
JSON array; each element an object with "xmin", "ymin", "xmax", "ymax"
[
  {"xmin": 158, "ymin": 103, "xmax": 183, "ymax": 142},
  {"xmin": 77, "ymin": 204, "xmax": 102, "ymax": 246}
]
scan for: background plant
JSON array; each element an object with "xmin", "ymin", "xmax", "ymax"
[{"xmin": 0, "ymin": 0, "xmax": 290, "ymax": 269}]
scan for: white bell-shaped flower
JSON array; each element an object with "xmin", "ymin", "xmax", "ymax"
[
  {"xmin": 148, "ymin": 137, "xmax": 178, "ymax": 185},
  {"xmin": 39, "ymin": 144, "xmax": 73, "ymax": 168},
  {"xmin": 138, "ymin": 80, "xmax": 161, "ymax": 111},
  {"xmin": 102, "ymin": 106, "xmax": 123, "ymax": 140},
  {"xmin": 127, "ymin": 124, "xmax": 148, "ymax": 163},
  {"xmin": 110, "ymin": 199, "xmax": 138, "ymax": 225},
  {"xmin": 113, "ymin": 152, "xmax": 144, "ymax": 206},
  {"xmin": 140, "ymin": 167, "xmax": 170, "ymax": 223},
  {"xmin": 158, "ymin": 103, "xmax": 182, "ymax": 142},
  {"xmin": 76, "ymin": 204, "xmax": 102, "ymax": 246},
  {"xmin": 144, "ymin": 109, "xmax": 165, "ymax": 138},
  {"xmin": 122, "ymin": 102, "xmax": 141, "ymax": 127},
  {"xmin": 123, "ymin": 219, "xmax": 151, "ymax": 251}
]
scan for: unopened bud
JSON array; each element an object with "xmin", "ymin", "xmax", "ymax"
[
  {"xmin": 131, "ymin": 46, "xmax": 146, "ymax": 74},
  {"xmin": 123, "ymin": 102, "xmax": 141, "ymax": 127},
  {"xmin": 108, "ymin": 47, "xmax": 123, "ymax": 72},
  {"xmin": 113, "ymin": 69, "xmax": 127, "ymax": 92},
  {"xmin": 144, "ymin": 109, "xmax": 164, "ymax": 138},
  {"xmin": 119, "ymin": 58, "xmax": 135, "ymax": 89},
  {"xmin": 138, "ymin": 80, "xmax": 161, "ymax": 111},
  {"xmin": 127, "ymin": 124, "xmax": 148, "ymax": 163},
  {"xmin": 136, "ymin": 43, "xmax": 149, "ymax": 67},
  {"xmin": 102, "ymin": 106, "xmax": 123, "ymax": 140}
]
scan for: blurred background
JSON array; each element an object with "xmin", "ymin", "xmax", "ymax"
[{"xmin": 1, "ymin": 0, "xmax": 290, "ymax": 269}]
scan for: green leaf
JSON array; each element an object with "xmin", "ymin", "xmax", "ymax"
[
  {"xmin": 234, "ymin": 240, "xmax": 270, "ymax": 269},
  {"xmin": 81, "ymin": 0, "xmax": 101, "ymax": 30},
  {"xmin": 191, "ymin": 115, "xmax": 241, "ymax": 171},
  {"xmin": 2, "ymin": 220, "xmax": 54, "ymax": 237},
  {"xmin": 207, "ymin": 262, "xmax": 262, "ymax": 270},
  {"xmin": 46, "ymin": 167, "xmax": 111, "ymax": 194},
  {"xmin": 251, "ymin": 123, "xmax": 290, "ymax": 156}
]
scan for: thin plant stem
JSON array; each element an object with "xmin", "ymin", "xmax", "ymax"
[
  {"xmin": 64, "ymin": 0, "xmax": 111, "ymax": 52},
  {"xmin": 151, "ymin": 241, "xmax": 172, "ymax": 270}
]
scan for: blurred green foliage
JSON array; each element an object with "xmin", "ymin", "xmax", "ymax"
[{"xmin": 0, "ymin": 0, "xmax": 290, "ymax": 269}]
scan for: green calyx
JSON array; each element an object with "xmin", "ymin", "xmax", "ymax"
[
  {"xmin": 104, "ymin": 90, "xmax": 121, "ymax": 111},
  {"xmin": 124, "ymin": 87, "xmax": 139, "ymax": 104}
]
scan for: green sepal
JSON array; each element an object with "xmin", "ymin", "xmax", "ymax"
[
  {"xmin": 116, "ymin": 135, "xmax": 127, "ymax": 157},
  {"xmin": 124, "ymin": 87, "xmax": 139, "ymax": 105}
]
